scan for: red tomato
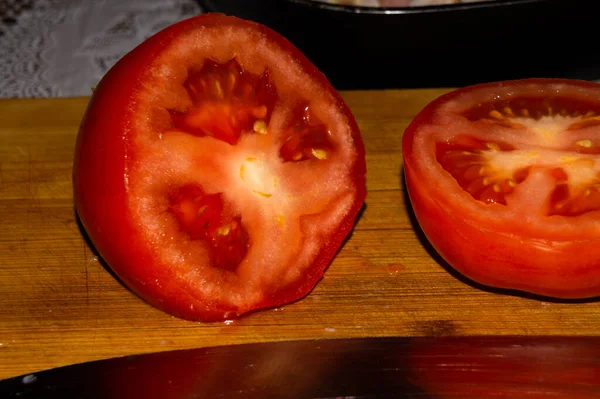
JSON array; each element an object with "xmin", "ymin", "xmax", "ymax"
[
  {"xmin": 403, "ymin": 78, "xmax": 600, "ymax": 298},
  {"xmin": 73, "ymin": 14, "xmax": 366, "ymax": 321}
]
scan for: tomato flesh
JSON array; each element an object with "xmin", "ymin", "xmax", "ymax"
[
  {"xmin": 73, "ymin": 15, "xmax": 366, "ymax": 321},
  {"xmin": 403, "ymin": 78, "xmax": 600, "ymax": 298}
]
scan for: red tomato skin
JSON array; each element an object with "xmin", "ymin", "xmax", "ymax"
[
  {"xmin": 403, "ymin": 79, "xmax": 600, "ymax": 299},
  {"xmin": 73, "ymin": 14, "xmax": 366, "ymax": 321}
]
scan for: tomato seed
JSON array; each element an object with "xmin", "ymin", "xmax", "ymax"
[
  {"xmin": 217, "ymin": 224, "xmax": 231, "ymax": 236},
  {"xmin": 252, "ymin": 190, "xmax": 272, "ymax": 198},
  {"xmin": 576, "ymin": 139, "xmax": 593, "ymax": 148},
  {"xmin": 311, "ymin": 148, "xmax": 327, "ymax": 160},
  {"xmin": 489, "ymin": 110, "xmax": 504, "ymax": 119},
  {"xmin": 485, "ymin": 142, "xmax": 500, "ymax": 151},
  {"xmin": 253, "ymin": 120, "xmax": 267, "ymax": 134},
  {"xmin": 214, "ymin": 81, "xmax": 224, "ymax": 99},
  {"xmin": 228, "ymin": 72, "xmax": 236, "ymax": 90}
]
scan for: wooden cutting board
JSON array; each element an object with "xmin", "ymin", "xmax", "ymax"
[{"xmin": 1, "ymin": 90, "xmax": 599, "ymax": 380}]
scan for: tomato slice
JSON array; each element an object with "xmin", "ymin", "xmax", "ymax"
[
  {"xmin": 403, "ymin": 78, "xmax": 600, "ymax": 298},
  {"xmin": 73, "ymin": 14, "xmax": 366, "ymax": 321}
]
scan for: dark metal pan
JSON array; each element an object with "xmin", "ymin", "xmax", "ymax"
[{"xmin": 199, "ymin": 0, "xmax": 600, "ymax": 89}]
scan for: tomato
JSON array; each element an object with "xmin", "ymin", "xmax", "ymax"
[
  {"xmin": 403, "ymin": 78, "xmax": 600, "ymax": 298},
  {"xmin": 73, "ymin": 14, "xmax": 366, "ymax": 321}
]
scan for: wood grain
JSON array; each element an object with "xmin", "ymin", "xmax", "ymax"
[{"xmin": 1, "ymin": 91, "xmax": 599, "ymax": 380}]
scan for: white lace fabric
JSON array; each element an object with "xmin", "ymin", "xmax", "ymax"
[{"xmin": 0, "ymin": 0, "xmax": 202, "ymax": 98}]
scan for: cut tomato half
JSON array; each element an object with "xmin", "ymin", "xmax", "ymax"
[
  {"xmin": 403, "ymin": 78, "xmax": 600, "ymax": 298},
  {"xmin": 73, "ymin": 14, "xmax": 366, "ymax": 321}
]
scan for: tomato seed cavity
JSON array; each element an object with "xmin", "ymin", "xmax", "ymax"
[
  {"xmin": 434, "ymin": 95, "xmax": 600, "ymax": 213},
  {"xmin": 464, "ymin": 97, "xmax": 600, "ymax": 125},
  {"xmin": 279, "ymin": 104, "xmax": 333, "ymax": 162},
  {"xmin": 436, "ymin": 139, "xmax": 525, "ymax": 205},
  {"xmin": 169, "ymin": 58, "xmax": 277, "ymax": 145},
  {"xmin": 169, "ymin": 185, "xmax": 249, "ymax": 271},
  {"xmin": 439, "ymin": 98, "xmax": 600, "ymax": 215}
]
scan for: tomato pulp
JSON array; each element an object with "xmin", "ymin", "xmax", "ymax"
[
  {"xmin": 403, "ymin": 79, "xmax": 600, "ymax": 298},
  {"xmin": 73, "ymin": 14, "xmax": 366, "ymax": 321}
]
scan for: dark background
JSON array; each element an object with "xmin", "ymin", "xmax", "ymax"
[{"xmin": 200, "ymin": 0, "xmax": 600, "ymax": 90}]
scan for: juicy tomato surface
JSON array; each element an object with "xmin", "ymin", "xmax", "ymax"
[
  {"xmin": 73, "ymin": 14, "xmax": 366, "ymax": 321},
  {"xmin": 403, "ymin": 78, "xmax": 600, "ymax": 298}
]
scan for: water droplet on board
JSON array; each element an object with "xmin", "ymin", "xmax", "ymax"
[
  {"xmin": 387, "ymin": 263, "xmax": 405, "ymax": 274},
  {"xmin": 22, "ymin": 374, "xmax": 37, "ymax": 384}
]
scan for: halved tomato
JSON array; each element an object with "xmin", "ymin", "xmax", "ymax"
[
  {"xmin": 73, "ymin": 14, "xmax": 366, "ymax": 321},
  {"xmin": 403, "ymin": 78, "xmax": 600, "ymax": 298}
]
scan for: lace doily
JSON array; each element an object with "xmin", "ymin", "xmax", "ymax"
[{"xmin": 0, "ymin": 0, "xmax": 202, "ymax": 98}]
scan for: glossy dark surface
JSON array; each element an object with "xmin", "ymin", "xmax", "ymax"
[
  {"xmin": 2, "ymin": 336, "xmax": 600, "ymax": 398},
  {"xmin": 200, "ymin": 0, "xmax": 600, "ymax": 89}
]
